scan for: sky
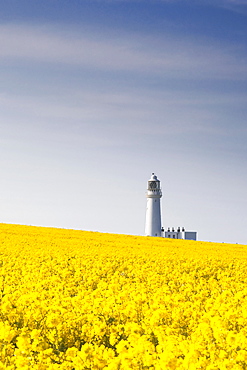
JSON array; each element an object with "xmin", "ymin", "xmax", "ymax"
[{"xmin": 0, "ymin": 0, "xmax": 247, "ymax": 244}]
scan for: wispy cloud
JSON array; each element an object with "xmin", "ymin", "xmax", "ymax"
[
  {"xmin": 196, "ymin": 0, "xmax": 247, "ymax": 13},
  {"xmin": 0, "ymin": 23, "xmax": 246, "ymax": 80},
  {"xmin": 0, "ymin": 21, "xmax": 246, "ymax": 145},
  {"xmin": 216, "ymin": 0, "xmax": 247, "ymax": 4},
  {"xmin": 1, "ymin": 83, "xmax": 246, "ymax": 143}
]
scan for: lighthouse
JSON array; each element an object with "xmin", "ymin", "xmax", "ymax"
[{"xmin": 145, "ymin": 173, "xmax": 162, "ymax": 237}]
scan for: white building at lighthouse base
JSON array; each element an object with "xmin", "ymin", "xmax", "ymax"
[{"xmin": 163, "ymin": 227, "xmax": 197, "ymax": 241}]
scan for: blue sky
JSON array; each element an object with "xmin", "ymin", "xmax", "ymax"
[{"xmin": 0, "ymin": 0, "xmax": 247, "ymax": 243}]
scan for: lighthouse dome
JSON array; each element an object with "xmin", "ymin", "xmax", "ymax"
[{"xmin": 149, "ymin": 173, "xmax": 160, "ymax": 182}]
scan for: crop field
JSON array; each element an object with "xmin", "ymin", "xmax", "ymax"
[{"xmin": 0, "ymin": 224, "xmax": 247, "ymax": 369}]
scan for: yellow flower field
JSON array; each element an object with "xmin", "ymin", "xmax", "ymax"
[{"xmin": 0, "ymin": 223, "xmax": 247, "ymax": 369}]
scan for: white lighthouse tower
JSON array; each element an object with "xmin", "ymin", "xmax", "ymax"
[{"xmin": 145, "ymin": 173, "xmax": 162, "ymax": 237}]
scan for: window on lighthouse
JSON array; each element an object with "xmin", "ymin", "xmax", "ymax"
[{"xmin": 149, "ymin": 181, "xmax": 157, "ymax": 190}]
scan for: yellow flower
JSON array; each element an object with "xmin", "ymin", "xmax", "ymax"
[{"xmin": 0, "ymin": 223, "xmax": 247, "ymax": 368}]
